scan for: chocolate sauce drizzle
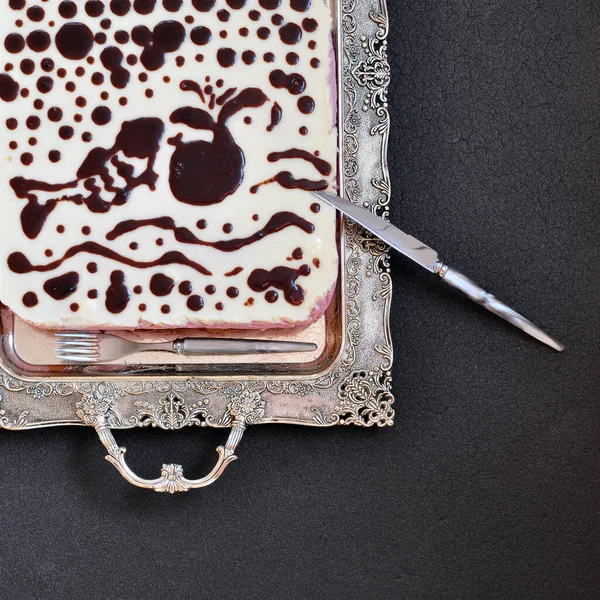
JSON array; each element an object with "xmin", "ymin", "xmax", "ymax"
[
  {"xmin": 10, "ymin": 117, "xmax": 164, "ymax": 239},
  {"xmin": 43, "ymin": 271, "xmax": 79, "ymax": 300},
  {"xmin": 267, "ymin": 101, "xmax": 282, "ymax": 131},
  {"xmin": 248, "ymin": 264, "xmax": 311, "ymax": 306},
  {"xmin": 267, "ymin": 149, "xmax": 331, "ymax": 176},
  {"xmin": 106, "ymin": 211, "xmax": 314, "ymax": 251},
  {"xmin": 8, "ymin": 242, "xmax": 212, "ymax": 276},
  {"xmin": 105, "ymin": 269, "xmax": 130, "ymax": 313},
  {"xmin": 250, "ymin": 172, "xmax": 327, "ymax": 194}
]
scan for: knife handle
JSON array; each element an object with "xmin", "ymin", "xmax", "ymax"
[
  {"xmin": 435, "ymin": 263, "xmax": 564, "ymax": 352},
  {"xmin": 176, "ymin": 338, "xmax": 317, "ymax": 355}
]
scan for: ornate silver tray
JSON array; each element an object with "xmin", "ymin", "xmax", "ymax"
[{"xmin": 0, "ymin": 0, "xmax": 393, "ymax": 493}]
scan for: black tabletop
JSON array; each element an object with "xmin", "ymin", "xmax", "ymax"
[{"xmin": 1, "ymin": 2, "xmax": 599, "ymax": 599}]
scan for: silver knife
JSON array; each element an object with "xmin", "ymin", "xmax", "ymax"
[{"xmin": 313, "ymin": 190, "xmax": 564, "ymax": 352}]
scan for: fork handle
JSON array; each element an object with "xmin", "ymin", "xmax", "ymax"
[{"xmin": 175, "ymin": 338, "xmax": 317, "ymax": 355}]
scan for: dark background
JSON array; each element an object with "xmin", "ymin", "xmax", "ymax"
[{"xmin": 1, "ymin": 2, "xmax": 599, "ymax": 599}]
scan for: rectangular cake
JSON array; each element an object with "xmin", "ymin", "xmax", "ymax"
[{"xmin": 0, "ymin": 0, "xmax": 338, "ymax": 329}]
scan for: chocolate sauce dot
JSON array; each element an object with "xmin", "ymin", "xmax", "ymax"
[
  {"xmin": 57, "ymin": 68, "xmax": 66, "ymax": 77},
  {"xmin": 195, "ymin": 54, "xmax": 204, "ymax": 62},
  {"xmin": 242, "ymin": 50, "xmax": 256, "ymax": 64},
  {"xmin": 215, "ymin": 302, "xmax": 224, "ymax": 311},
  {"xmin": 252, "ymin": 213, "xmax": 259, "ymax": 221},
  {"xmin": 244, "ymin": 116, "xmax": 252, "ymax": 124},
  {"xmin": 65, "ymin": 81, "xmax": 76, "ymax": 92},
  {"xmin": 145, "ymin": 89, "xmax": 153, "ymax": 98},
  {"xmin": 272, "ymin": 14, "xmax": 284, "ymax": 25},
  {"xmin": 217, "ymin": 48, "xmax": 236, "ymax": 67},
  {"xmin": 75, "ymin": 95, "xmax": 87, "ymax": 107},
  {"xmin": 6, "ymin": 118, "xmax": 18, "ymax": 130},
  {"xmin": 27, "ymin": 30, "xmax": 51, "ymax": 52},
  {"xmin": 126, "ymin": 54, "xmax": 137, "ymax": 66},
  {"xmin": 41, "ymin": 57, "xmax": 54, "ymax": 72},
  {"xmin": 26, "ymin": 115, "xmax": 40, "ymax": 129},
  {"xmin": 150, "ymin": 274, "xmax": 175, "ymax": 297},
  {"xmin": 82, "ymin": 226, "xmax": 91, "ymax": 235},
  {"xmin": 110, "ymin": 0, "xmax": 131, "ymax": 16},
  {"xmin": 287, "ymin": 52, "xmax": 299, "ymax": 65},
  {"xmin": 48, "ymin": 149, "xmax": 61, "ymax": 162},
  {"xmin": 45, "ymin": 249, "xmax": 53, "ymax": 257},
  {"xmin": 226, "ymin": 286, "xmax": 239, "ymax": 298},
  {"xmin": 85, "ymin": 1, "xmax": 105, "ymax": 17},
  {"xmin": 22, "ymin": 292, "xmax": 38, "ymax": 307},
  {"xmin": 82, "ymin": 131, "xmax": 92, "ymax": 142},
  {"xmin": 114, "ymin": 30, "xmax": 129, "ymax": 44},
  {"xmin": 310, "ymin": 202, "xmax": 320, "ymax": 213},
  {"xmin": 87, "ymin": 262, "xmax": 98, "ymax": 273},
  {"xmin": 223, "ymin": 223, "xmax": 233, "ymax": 233},
  {"xmin": 291, "ymin": 0, "xmax": 311, "ymax": 10},
  {"xmin": 249, "ymin": 9, "xmax": 260, "ymax": 20},
  {"xmin": 15, "ymin": 19, "xmax": 23, "ymax": 27},
  {"xmin": 70, "ymin": 303, "xmax": 79, "ymax": 312},
  {"xmin": 163, "ymin": 0, "xmax": 182, "ymax": 10},
  {"xmin": 95, "ymin": 32, "xmax": 107, "ymax": 44},
  {"xmin": 9, "ymin": 0, "xmax": 26, "ymax": 10},
  {"xmin": 9, "ymin": 141, "xmax": 17, "ymax": 149},
  {"xmin": 217, "ymin": 9, "xmax": 230, "ymax": 21},
  {"xmin": 58, "ymin": 1, "xmax": 77, "ymax": 18},
  {"xmin": 56, "ymin": 23, "xmax": 94, "ymax": 60},
  {"xmin": 100, "ymin": 91, "xmax": 109, "ymax": 99},
  {"xmin": 239, "ymin": 27, "xmax": 249, "ymax": 37},
  {"xmin": 88, "ymin": 289, "xmax": 98, "ymax": 299},
  {"xmin": 5, "ymin": 34, "xmax": 25, "ymax": 54},
  {"xmin": 257, "ymin": 27, "xmax": 271, "ymax": 39},
  {"xmin": 20, "ymin": 58, "xmax": 34, "ymax": 74},
  {"xmin": 303, "ymin": 17, "xmax": 318, "ymax": 32},
  {"xmin": 259, "ymin": 0, "xmax": 281, "ymax": 8},
  {"xmin": 263, "ymin": 52, "xmax": 275, "ymax": 63},
  {"xmin": 34, "ymin": 99, "xmax": 44, "ymax": 110},
  {"xmin": 91, "ymin": 72, "xmax": 104, "ymax": 85},
  {"xmin": 177, "ymin": 281, "xmax": 192, "ymax": 295},
  {"xmin": 138, "ymin": 72, "xmax": 148, "ymax": 82},
  {"xmin": 163, "ymin": 75, "xmax": 170, "ymax": 82},
  {"xmin": 196, "ymin": 219, "xmax": 207, "ymax": 229},
  {"xmin": 300, "ymin": 126, "xmax": 308, "ymax": 135},
  {"xmin": 27, "ymin": 6, "xmax": 45, "ymax": 22},
  {"xmin": 310, "ymin": 57, "xmax": 320, "ymax": 68},
  {"xmin": 100, "ymin": 18, "xmax": 111, "ymax": 29},
  {"xmin": 175, "ymin": 56, "xmax": 185, "ymax": 66},
  {"xmin": 216, "ymin": 79, "xmax": 223, "ymax": 87},
  {"xmin": 59, "ymin": 125, "xmax": 74, "ymax": 139},
  {"xmin": 91, "ymin": 105, "xmax": 112, "ymax": 125},
  {"xmin": 298, "ymin": 96, "xmax": 315, "ymax": 114},
  {"xmin": 308, "ymin": 40, "xmax": 317, "ymax": 49},
  {"xmin": 205, "ymin": 285, "xmax": 216, "ymax": 295},
  {"xmin": 299, "ymin": 264, "xmax": 311, "ymax": 276},
  {"xmin": 186, "ymin": 295, "xmax": 203, "ymax": 311},
  {"xmin": 48, "ymin": 106, "xmax": 62, "ymax": 121},
  {"xmin": 4, "ymin": 63, "xmax": 13, "ymax": 72},
  {"xmin": 265, "ymin": 290, "xmax": 278, "ymax": 303},
  {"xmin": 185, "ymin": 15, "xmax": 194, "ymax": 24},
  {"xmin": 129, "ymin": 241, "xmax": 138, "ymax": 250},
  {"xmin": 20, "ymin": 152, "xmax": 33, "ymax": 165},
  {"xmin": 119, "ymin": 96, "xmax": 127, "ymax": 105},
  {"xmin": 189, "ymin": 26, "xmax": 211, "ymax": 46},
  {"xmin": 28, "ymin": 137, "xmax": 37, "ymax": 146},
  {"xmin": 156, "ymin": 238, "xmax": 163, "ymax": 246},
  {"xmin": 57, "ymin": 224, "xmax": 65, "ymax": 233},
  {"xmin": 161, "ymin": 304, "xmax": 170, "ymax": 314},
  {"xmin": 74, "ymin": 113, "xmax": 83, "ymax": 123},
  {"xmin": 20, "ymin": 88, "xmax": 29, "ymax": 97},
  {"xmin": 219, "ymin": 30, "xmax": 228, "ymax": 39},
  {"xmin": 226, "ymin": 0, "xmax": 246, "ymax": 8}
]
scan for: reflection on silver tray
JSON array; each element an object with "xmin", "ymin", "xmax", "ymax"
[{"xmin": 0, "ymin": 0, "xmax": 393, "ymax": 492}]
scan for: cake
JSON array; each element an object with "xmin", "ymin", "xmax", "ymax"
[{"xmin": 0, "ymin": 0, "xmax": 338, "ymax": 329}]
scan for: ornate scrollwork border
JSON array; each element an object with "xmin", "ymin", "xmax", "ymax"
[{"xmin": 0, "ymin": 0, "xmax": 394, "ymax": 433}]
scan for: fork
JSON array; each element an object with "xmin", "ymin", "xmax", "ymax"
[{"xmin": 54, "ymin": 332, "xmax": 318, "ymax": 363}]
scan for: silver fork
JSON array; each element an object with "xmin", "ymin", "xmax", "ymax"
[{"xmin": 54, "ymin": 332, "xmax": 317, "ymax": 363}]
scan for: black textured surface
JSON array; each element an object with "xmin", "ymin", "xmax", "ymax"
[{"xmin": 1, "ymin": 2, "xmax": 599, "ymax": 599}]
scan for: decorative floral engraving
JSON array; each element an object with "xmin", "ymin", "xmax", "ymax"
[
  {"xmin": 75, "ymin": 382, "xmax": 123, "ymax": 426},
  {"xmin": 156, "ymin": 464, "xmax": 187, "ymax": 494},
  {"xmin": 227, "ymin": 390, "xmax": 266, "ymax": 425},
  {"xmin": 135, "ymin": 392, "xmax": 208, "ymax": 430}
]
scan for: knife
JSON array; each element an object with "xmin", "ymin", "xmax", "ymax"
[{"xmin": 313, "ymin": 190, "xmax": 564, "ymax": 352}]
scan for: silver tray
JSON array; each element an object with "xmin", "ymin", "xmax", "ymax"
[{"xmin": 0, "ymin": 0, "xmax": 393, "ymax": 493}]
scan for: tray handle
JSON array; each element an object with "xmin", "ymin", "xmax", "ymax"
[{"xmin": 94, "ymin": 415, "xmax": 245, "ymax": 493}]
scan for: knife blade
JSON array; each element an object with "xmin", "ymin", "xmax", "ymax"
[{"xmin": 313, "ymin": 190, "xmax": 564, "ymax": 352}]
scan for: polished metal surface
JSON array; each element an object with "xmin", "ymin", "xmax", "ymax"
[
  {"xmin": 0, "ymin": 0, "xmax": 397, "ymax": 492},
  {"xmin": 54, "ymin": 332, "xmax": 318, "ymax": 364},
  {"xmin": 314, "ymin": 191, "xmax": 564, "ymax": 352}
]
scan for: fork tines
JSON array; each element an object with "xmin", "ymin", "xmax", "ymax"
[{"xmin": 55, "ymin": 332, "xmax": 101, "ymax": 362}]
